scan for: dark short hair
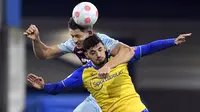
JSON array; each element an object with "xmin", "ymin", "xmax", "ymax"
[
  {"xmin": 68, "ymin": 17, "xmax": 93, "ymax": 32},
  {"xmin": 83, "ymin": 34, "xmax": 103, "ymax": 51}
]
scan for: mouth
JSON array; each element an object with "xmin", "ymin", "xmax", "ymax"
[
  {"xmin": 76, "ymin": 43, "xmax": 81, "ymax": 47},
  {"xmin": 76, "ymin": 42, "xmax": 83, "ymax": 47},
  {"xmin": 97, "ymin": 58, "xmax": 103, "ymax": 62}
]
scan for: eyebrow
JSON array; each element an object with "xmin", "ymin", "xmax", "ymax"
[
  {"xmin": 90, "ymin": 49, "xmax": 95, "ymax": 52},
  {"xmin": 71, "ymin": 34, "xmax": 79, "ymax": 37}
]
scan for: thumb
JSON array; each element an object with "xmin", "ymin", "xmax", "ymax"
[
  {"xmin": 23, "ymin": 32, "xmax": 28, "ymax": 36},
  {"xmin": 38, "ymin": 77, "xmax": 43, "ymax": 81}
]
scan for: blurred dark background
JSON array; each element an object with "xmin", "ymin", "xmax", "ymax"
[{"xmin": 21, "ymin": 0, "xmax": 200, "ymax": 112}]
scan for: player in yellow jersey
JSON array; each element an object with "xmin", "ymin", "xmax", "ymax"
[{"xmin": 27, "ymin": 33, "xmax": 189, "ymax": 112}]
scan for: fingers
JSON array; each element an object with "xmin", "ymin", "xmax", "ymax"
[
  {"xmin": 179, "ymin": 39, "xmax": 186, "ymax": 42},
  {"xmin": 28, "ymin": 73, "xmax": 38, "ymax": 79},
  {"xmin": 178, "ymin": 36, "xmax": 186, "ymax": 40},
  {"xmin": 31, "ymin": 25, "xmax": 38, "ymax": 31},
  {"xmin": 131, "ymin": 47, "xmax": 136, "ymax": 51},
  {"xmin": 180, "ymin": 33, "xmax": 192, "ymax": 37},
  {"xmin": 102, "ymin": 74, "xmax": 108, "ymax": 79},
  {"xmin": 23, "ymin": 24, "xmax": 37, "ymax": 36},
  {"xmin": 27, "ymin": 75, "xmax": 35, "ymax": 85},
  {"xmin": 27, "ymin": 78, "xmax": 33, "ymax": 84},
  {"xmin": 23, "ymin": 32, "xmax": 28, "ymax": 36},
  {"xmin": 27, "ymin": 73, "xmax": 39, "ymax": 83},
  {"xmin": 98, "ymin": 73, "xmax": 109, "ymax": 79},
  {"xmin": 175, "ymin": 37, "xmax": 186, "ymax": 45},
  {"xmin": 38, "ymin": 77, "xmax": 43, "ymax": 81}
]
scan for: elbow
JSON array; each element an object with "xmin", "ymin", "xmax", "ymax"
[
  {"xmin": 35, "ymin": 54, "xmax": 48, "ymax": 60},
  {"xmin": 125, "ymin": 46, "xmax": 134, "ymax": 58},
  {"xmin": 36, "ymin": 56, "xmax": 46, "ymax": 60}
]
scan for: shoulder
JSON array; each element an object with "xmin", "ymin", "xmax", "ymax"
[
  {"xmin": 63, "ymin": 39, "xmax": 76, "ymax": 47},
  {"xmin": 97, "ymin": 33, "xmax": 112, "ymax": 40},
  {"xmin": 76, "ymin": 63, "xmax": 92, "ymax": 73},
  {"xmin": 58, "ymin": 39, "xmax": 76, "ymax": 52}
]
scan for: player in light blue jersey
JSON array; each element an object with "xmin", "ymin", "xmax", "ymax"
[{"xmin": 24, "ymin": 17, "xmax": 191, "ymax": 112}]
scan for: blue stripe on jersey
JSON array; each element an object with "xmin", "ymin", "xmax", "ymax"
[
  {"xmin": 43, "ymin": 65, "xmax": 91, "ymax": 94},
  {"xmin": 130, "ymin": 38, "xmax": 175, "ymax": 63}
]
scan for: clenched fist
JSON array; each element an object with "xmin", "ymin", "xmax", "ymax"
[{"xmin": 23, "ymin": 24, "xmax": 40, "ymax": 41}]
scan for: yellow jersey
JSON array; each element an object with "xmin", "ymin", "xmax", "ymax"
[{"xmin": 82, "ymin": 60, "xmax": 146, "ymax": 112}]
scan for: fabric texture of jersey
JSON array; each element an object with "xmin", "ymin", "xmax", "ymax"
[{"xmin": 57, "ymin": 33, "xmax": 119, "ymax": 64}]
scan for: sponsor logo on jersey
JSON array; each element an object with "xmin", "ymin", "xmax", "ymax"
[{"xmin": 90, "ymin": 70, "xmax": 123, "ymax": 91}]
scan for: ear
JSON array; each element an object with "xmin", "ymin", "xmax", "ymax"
[
  {"xmin": 103, "ymin": 46, "xmax": 107, "ymax": 52},
  {"xmin": 84, "ymin": 52, "xmax": 89, "ymax": 58},
  {"xmin": 88, "ymin": 30, "xmax": 93, "ymax": 36}
]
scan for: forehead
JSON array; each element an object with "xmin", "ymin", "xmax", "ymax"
[
  {"xmin": 69, "ymin": 29, "xmax": 84, "ymax": 35},
  {"xmin": 88, "ymin": 43, "xmax": 104, "ymax": 52}
]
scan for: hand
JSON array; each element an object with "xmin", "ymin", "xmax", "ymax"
[
  {"xmin": 174, "ymin": 33, "xmax": 192, "ymax": 45},
  {"xmin": 23, "ymin": 24, "xmax": 40, "ymax": 41},
  {"xmin": 27, "ymin": 73, "xmax": 44, "ymax": 89},
  {"xmin": 98, "ymin": 65, "xmax": 111, "ymax": 79}
]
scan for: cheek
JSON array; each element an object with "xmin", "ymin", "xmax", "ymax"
[
  {"xmin": 102, "ymin": 53, "xmax": 106, "ymax": 58},
  {"xmin": 88, "ymin": 55, "xmax": 96, "ymax": 60},
  {"xmin": 80, "ymin": 37, "xmax": 86, "ymax": 42}
]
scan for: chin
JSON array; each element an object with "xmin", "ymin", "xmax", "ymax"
[
  {"xmin": 98, "ymin": 61, "xmax": 106, "ymax": 65},
  {"xmin": 77, "ymin": 45, "xmax": 82, "ymax": 48},
  {"xmin": 93, "ymin": 61, "xmax": 101, "ymax": 65}
]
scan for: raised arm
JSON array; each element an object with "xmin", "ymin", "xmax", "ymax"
[
  {"xmin": 27, "ymin": 67, "xmax": 84, "ymax": 95},
  {"xmin": 130, "ymin": 33, "xmax": 192, "ymax": 62},
  {"xmin": 24, "ymin": 25, "xmax": 72, "ymax": 60}
]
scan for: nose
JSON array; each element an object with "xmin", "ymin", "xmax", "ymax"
[
  {"xmin": 73, "ymin": 37, "xmax": 78, "ymax": 43},
  {"xmin": 96, "ymin": 52, "xmax": 101, "ymax": 58}
]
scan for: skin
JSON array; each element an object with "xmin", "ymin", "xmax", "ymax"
[
  {"xmin": 24, "ymin": 24, "xmax": 134, "ymax": 78},
  {"xmin": 84, "ymin": 43, "xmax": 108, "ymax": 68}
]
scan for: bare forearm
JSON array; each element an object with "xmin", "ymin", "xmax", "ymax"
[
  {"xmin": 32, "ymin": 38, "xmax": 49, "ymax": 60},
  {"xmin": 106, "ymin": 47, "xmax": 134, "ymax": 68}
]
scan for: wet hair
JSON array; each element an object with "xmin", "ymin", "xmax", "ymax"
[
  {"xmin": 68, "ymin": 17, "xmax": 93, "ymax": 32},
  {"xmin": 83, "ymin": 34, "xmax": 103, "ymax": 51}
]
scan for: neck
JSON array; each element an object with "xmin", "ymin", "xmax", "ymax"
[{"xmin": 94, "ymin": 58, "xmax": 108, "ymax": 68}]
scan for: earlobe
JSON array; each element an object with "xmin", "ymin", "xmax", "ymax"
[
  {"xmin": 104, "ymin": 47, "xmax": 106, "ymax": 52},
  {"xmin": 88, "ymin": 30, "xmax": 93, "ymax": 36},
  {"xmin": 84, "ymin": 52, "xmax": 89, "ymax": 58}
]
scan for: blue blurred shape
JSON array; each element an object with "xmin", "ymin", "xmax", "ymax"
[{"xmin": 25, "ymin": 93, "xmax": 89, "ymax": 112}]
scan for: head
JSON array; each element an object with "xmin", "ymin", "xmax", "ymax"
[
  {"xmin": 68, "ymin": 17, "xmax": 94, "ymax": 48},
  {"xmin": 83, "ymin": 34, "xmax": 107, "ymax": 66}
]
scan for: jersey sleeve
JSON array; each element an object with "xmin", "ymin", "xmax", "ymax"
[
  {"xmin": 130, "ymin": 38, "xmax": 176, "ymax": 63},
  {"xmin": 43, "ymin": 67, "xmax": 84, "ymax": 94},
  {"xmin": 61, "ymin": 67, "xmax": 84, "ymax": 90},
  {"xmin": 57, "ymin": 39, "xmax": 75, "ymax": 53},
  {"xmin": 97, "ymin": 33, "xmax": 120, "ymax": 54}
]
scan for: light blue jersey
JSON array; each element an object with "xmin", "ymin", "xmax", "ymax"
[{"xmin": 58, "ymin": 33, "xmax": 119, "ymax": 54}]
